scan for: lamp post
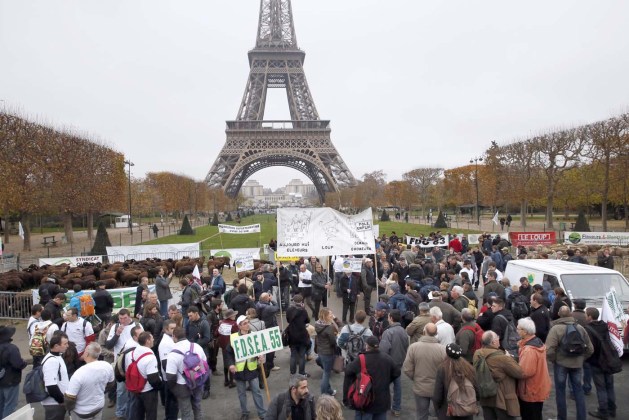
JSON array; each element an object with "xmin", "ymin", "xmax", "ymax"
[
  {"xmin": 124, "ymin": 160, "xmax": 134, "ymax": 235},
  {"xmin": 470, "ymin": 156, "xmax": 483, "ymax": 226}
]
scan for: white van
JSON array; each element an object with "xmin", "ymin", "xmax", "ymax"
[{"xmin": 504, "ymin": 259, "xmax": 629, "ymax": 348}]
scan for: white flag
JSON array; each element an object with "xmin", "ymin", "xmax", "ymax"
[
  {"xmin": 601, "ymin": 289, "xmax": 627, "ymax": 357},
  {"xmin": 192, "ymin": 265, "xmax": 201, "ymax": 281},
  {"xmin": 18, "ymin": 222, "xmax": 25, "ymax": 239},
  {"xmin": 491, "ymin": 211, "xmax": 499, "ymax": 225}
]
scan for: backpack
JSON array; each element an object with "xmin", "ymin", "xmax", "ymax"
[
  {"xmin": 79, "ymin": 294, "xmax": 95, "ymax": 317},
  {"xmin": 474, "ymin": 352, "xmax": 498, "ymax": 398},
  {"xmin": 447, "ymin": 377, "xmax": 479, "ymax": 417},
  {"xmin": 23, "ymin": 356, "xmax": 60, "ymax": 403},
  {"xmin": 344, "ymin": 327, "xmax": 367, "ymax": 363},
  {"xmin": 496, "ymin": 314, "xmax": 520, "ymax": 359},
  {"xmin": 461, "ymin": 324, "xmax": 484, "ymax": 356},
  {"xmin": 29, "ymin": 323, "xmax": 50, "ymax": 357},
  {"xmin": 511, "ymin": 296, "xmax": 529, "ymax": 319},
  {"xmin": 589, "ymin": 328, "xmax": 622, "ymax": 374},
  {"xmin": 114, "ymin": 347, "xmax": 135, "ymax": 382},
  {"xmin": 172, "ymin": 342, "xmax": 210, "ymax": 390},
  {"xmin": 560, "ymin": 323, "xmax": 587, "ymax": 357},
  {"xmin": 461, "ymin": 295, "xmax": 477, "ymax": 313},
  {"xmin": 347, "ymin": 354, "xmax": 374, "ymax": 410},
  {"xmin": 125, "ymin": 349, "xmax": 152, "ymax": 393}
]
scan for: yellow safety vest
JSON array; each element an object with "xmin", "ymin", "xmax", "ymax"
[{"xmin": 231, "ymin": 332, "xmax": 258, "ymax": 372}]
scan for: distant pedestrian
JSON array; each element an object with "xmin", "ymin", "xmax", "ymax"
[{"xmin": 152, "ymin": 224, "xmax": 159, "ymax": 238}]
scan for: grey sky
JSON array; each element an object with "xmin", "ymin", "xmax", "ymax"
[{"xmin": 2, "ymin": 0, "xmax": 628, "ymax": 191}]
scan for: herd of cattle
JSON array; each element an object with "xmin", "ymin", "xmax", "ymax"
[{"xmin": 0, "ymin": 255, "xmax": 232, "ymax": 293}]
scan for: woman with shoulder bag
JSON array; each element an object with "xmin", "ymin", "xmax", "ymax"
[{"xmin": 314, "ymin": 308, "xmax": 341, "ymax": 396}]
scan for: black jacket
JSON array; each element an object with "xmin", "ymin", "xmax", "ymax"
[
  {"xmin": 45, "ymin": 300, "xmax": 65, "ymax": 328},
  {"xmin": 340, "ymin": 274, "xmax": 359, "ymax": 304},
  {"xmin": 265, "ymin": 390, "xmax": 316, "ymax": 420},
  {"xmin": 530, "ymin": 305, "xmax": 551, "ymax": 342},
  {"xmin": 38, "ymin": 282, "xmax": 67, "ymax": 306},
  {"xmin": 230, "ymin": 294, "xmax": 256, "ymax": 317},
  {"xmin": 342, "ymin": 349, "xmax": 400, "ymax": 414},
  {"xmin": 186, "ymin": 316, "xmax": 212, "ymax": 349},
  {"xmin": 256, "ymin": 301, "xmax": 279, "ymax": 328},
  {"xmin": 0, "ymin": 331, "xmax": 27, "ymax": 387},
  {"xmin": 490, "ymin": 308, "xmax": 515, "ymax": 346},
  {"xmin": 585, "ymin": 320, "xmax": 610, "ymax": 368},
  {"xmin": 286, "ymin": 305, "xmax": 310, "ymax": 347},
  {"xmin": 93, "ymin": 289, "xmax": 114, "ymax": 315}
]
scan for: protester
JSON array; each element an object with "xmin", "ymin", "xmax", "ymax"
[
  {"xmin": 286, "ymin": 295, "xmax": 311, "ymax": 377},
  {"xmin": 155, "ymin": 267, "xmax": 173, "ymax": 317},
  {"xmin": 166, "ymin": 326, "xmax": 207, "ymax": 420},
  {"xmin": 516, "ymin": 317, "xmax": 551, "ymax": 420},
  {"xmin": 217, "ymin": 309, "xmax": 239, "ymax": 387},
  {"xmin": 529, "ymin": 293, "xmax": 551, "ymax": 342},
  {"xmin": 230, "ymin": 283, "xmax": 256, "ymax": 317},
  {"xmin": 185, "ymin": 306, "xmax": 212, "ymax": 399},
  {"xmin": 265, "ymin": 374, "xmax": 316, "ymax": 420},
  {"xmin": 41, "ymin": 332, "xmax": 70, "ymax": 420},
  {"xmin": 125, "ymin": 332, "xmax": 161, "ymax": 420},
  {"xmin": 456, "ymin": 308, "xmax": 482, "ymax": 364},
  {"xmin": 315, "ymin": 307, "xmax": 341, "ymax": 396},
  {"xmin": 61, "ymin": 307, "xmax": 96, "ymax": 357},
  {"xmin": 430, "ymin": 306, "xmax": 455, "ymax": 346},
  {"xmin": 340, "ymin": 271, "xmax": 359, "ymax": 324},
  {"xmin": 360, "ymin": 258, "xmax": 377, "ymax": 313},
  {"xmin": 368, "ymin": 301, "xmax": 390, "ymax": 341},
  {"xmin": 428, "ymin": 291, "xmax": 462, "ymax": 332},
  {"xmin": 473, "ymin": 331, "xmax": 523, "ymax": 419},
  {"xmin": 92, "ymin": 281, "xmax": 114, "ymax": 324},
  {"xmin": 544, "ymin": 306, "xmax": 593, "ymax": 420},
  {"xmin": 402, "ymin": 323, "xmax": 446, "ymax": 420},
  {"xmin": 315, "ymin": 394, "xmax": 343, "ymax": 420},
  {"xmin": 225, "ymin": 316, "xmax": 267, "ymax": 420},
  {"xmin": 344, "ymin": 336, "xmax": 400, "ymax": 420},
  {"xmin": 45, "ymin": 294, "xmax": 67, "ymax": 328},
  {"xmin": 64, "ymin": 342, "xmax": 115, "ymax": 420},
  {"xmin": 158, "ymin": 320, "xmax": 178, "ymax": 420},
  {"xmin": 433, "ymin": 343, "xmax": 479, "ymax": 420},
  {"xmin": 38, "ymin": 275, "xmax": 67, "ymax": 306}
]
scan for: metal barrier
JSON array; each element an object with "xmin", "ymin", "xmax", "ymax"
[
  {"xmin": 0, "ymin": 291, "xmax": 33, "ymax": 319},
  {"xmin": 0, "ymin": 257, "xmax": 17, "ymax": 273}
]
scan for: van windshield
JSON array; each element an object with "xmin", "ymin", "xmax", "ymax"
[{"xmin": 560, "ymin": 273, "xmax": 629, "ymax": 302}]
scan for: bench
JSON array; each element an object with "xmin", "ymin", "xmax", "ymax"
[{"xmin": 42, "ymin": 236, "xmax": 57, "ymax": 247}]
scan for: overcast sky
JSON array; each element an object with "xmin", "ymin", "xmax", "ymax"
[{"xmin": 2, "ymin": 1, "xmax": 629, "ymax": 191}]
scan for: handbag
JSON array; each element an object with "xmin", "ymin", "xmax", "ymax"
[{"xmin": 332, "ymin": 350, "xmax": 345, "ymax": 373}]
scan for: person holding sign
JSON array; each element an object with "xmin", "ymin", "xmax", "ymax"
[{"xmin": 225, "ymin": 315, "xmax": 267, "ymax": 420}]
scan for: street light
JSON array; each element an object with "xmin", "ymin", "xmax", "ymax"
[
  {"xmin": 124, "ymin": 159, "xmax": 134, "ymax": 234},
  {"xmin": 470, "ymin": 156, "xmax": 483, "ymax": 226}
]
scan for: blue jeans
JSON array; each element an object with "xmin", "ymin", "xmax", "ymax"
[
  {"xmin": 319, "ymin": 354, "xmax": 335, "ymax": 395},
  {"xmin": 160, "ymin": 300, "xmax": 169, "ymax": 317},
  {"xmin": 391, "ymin": 374, "xmax": 402, "ymax": 411},
  {"xmin": 0, "ymin": 385, "xmax": 20, "ymax": 418},
  {"xmin": 115, "ymin": 381, "xmax": 129, "ymax": 418},
  {"xmin": 591, "ymin": 365, "xmax": 616, "ymax": 416},
  {"xmin": 290, "ymin": 345, "xmax": 307, "ymax": 375},
  {"xmin": 236, "ymin": 377, "xmax": 266, "ymax": 418},
  {"xmin": 355, "ymin": 412, "xmax": 387, "ymax": 420},
  {"xmin": 554, "ymin": 363, "xmax": 586, "ymax": 420}
]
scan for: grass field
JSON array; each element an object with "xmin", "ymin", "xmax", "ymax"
[{"xmin": 141, "ymin": 213, "xmax": 483, "ymax": 249}]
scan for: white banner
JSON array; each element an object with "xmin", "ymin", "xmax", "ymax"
[
  {"xmin": 373, "ymin": 224, "xmax": 380, "ymax": 239},
  {"xmin": 106, "ymin": 243, "xmax": 200, "ymax": 261},
  {"xmin": 235, "ymin": 257, "xmax": 255, "ymax": 273},
  {"xmin": 405, "ymin": 236, "xmax": 447, "ymax": 248},
  {"xmin": 601, "ymin": 289, "xmax": 628, "ymax": 357},
  {"xmin": 467, "ymin": 233, "xmax": 499, "ymax": 245},
  {"xmin": 230, "ymin": 326, "xmax": 283, "ymax": 362},
  {"xmin": 218, "ymin": 224, "xmax": 261, "ymax": 234},
  {"xmin": 564, "ymin": 231, "xmax": 629, "ymax": 246},
  {"xmin": 39, "ymin": 256, "xmax": 103, "ymax": 267},
  {"xmin": 277, "ymin": 207, "xmax": 375, "ymax": 256},
  {"xmin": 210, "ymin": 248, "xmax": 261, "ymax": 260}
]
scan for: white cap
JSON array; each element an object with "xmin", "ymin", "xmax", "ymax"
[{"xmin": 236, "ymin": 315, "xmax": 248, "ymax": 326}]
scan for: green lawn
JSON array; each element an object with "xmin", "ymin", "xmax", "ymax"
[{"xmin": 141, "ymin": 213, "xmax": 483, "ymax": 250}]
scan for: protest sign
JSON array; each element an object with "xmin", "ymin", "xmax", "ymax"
[{"xmin": 230, "ymin": 326, "xmax": 283, "ymax": 362}]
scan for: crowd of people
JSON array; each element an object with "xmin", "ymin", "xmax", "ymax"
[{"xmin": 0, "ymin": 231, "xmax": 623, "ymax": 420}]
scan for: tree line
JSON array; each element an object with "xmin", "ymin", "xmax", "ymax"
[{"xmin": 328, "ymin": 112, "xmax": 629, "ymax": 230}]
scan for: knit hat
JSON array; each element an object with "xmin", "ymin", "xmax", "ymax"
[{"xmin": 445, "ymin": 343, "xmax": 462, "ymax": 359}]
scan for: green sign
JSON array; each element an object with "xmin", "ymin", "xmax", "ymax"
[{"xmin": 230, "ymin": 326, "xmax": 283, "ymax": 362}]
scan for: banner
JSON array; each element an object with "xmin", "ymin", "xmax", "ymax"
[
  {"xmin": 601, "ymin": 289, "xmax": 628, "ymax": 357},
  {"xmin": 210, "ymin": 248, "xmax": 261, "ymax": 260},
  {"xmin": 39, "ymin": 256, "xmax": 103, "ymax": 267},
  {"xmin": 235, "ymin": 256, "xmax": 255, "ymax": 272},
  {"xmin": 230, "ymin": 326, "xmax": 283, "ymax": 362},
  {"xmin": 373, "ymin": 224, "xmax": 380, "ymax": 239},
  {"xmin": 277, "ymin": 207, "xmax": 375, "ymax": 256},
  {"xmin": 509, "ymin": 232, "xmax": 556, "ymax": 247},
  {"xmin": 467, "ymin": 233, "xmax": 500, "ymax": 245},
  {"xmin": 564, "ymin": 231, "xmax": 629, "ymax": 246},
  {"xmin": 405, "ymin": 236, "xmax": 447, "ymax": 248},
  {"xmin": 218, "ymin": 224, "xmax": 261, "ymax": 234},
  {"xmin": 106, "ymin": 243, "xmax": 199, "ymax": 261},
  {"xmin": 274, "ymin": 252, "xmax": 298, "ymax": 262},
  {"xmin": 33, "ymin": 285, "xmax": 155, "ymax": 313},
  {"xmin": 343, "ymin": 258, "xmax": 363, "ymax": 273}
]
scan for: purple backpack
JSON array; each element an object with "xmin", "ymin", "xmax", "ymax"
[{"xmin": 172, "ymin": 343, "xmax": 210, "ymax": 390}]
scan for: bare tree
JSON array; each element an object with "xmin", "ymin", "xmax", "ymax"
[{"xmin": 403, "ymin": 167, "xmax": 443, "ymax": 216}]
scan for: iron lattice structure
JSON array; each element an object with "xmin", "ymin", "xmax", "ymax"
[{"xmin": 205, "ymin": 0, "xmax": 356, "ymax": 203}]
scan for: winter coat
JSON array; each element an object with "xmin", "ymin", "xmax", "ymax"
[
  {"xmin": 45, "ymin": 300, "xmax": 65, "ymax": 328},
  {"xmin": 256, "ymin": 301, "xmax": 279, "ymax": 328},
  {"xmin": 584, "ymin": 320, "xmax": 611, "ymax": 369},
  {"xmin": 482, "ymin": 280, "xmax": 505, "ymax": 302},
  {"xmin": 402, "ymin": 335, "xmax": 446, "ymax": 397},
  {"xmin": 343, "ymin": 349, "xmax": 400, "ymax": 415},
  {"xmin": 311, "ymin": 271, "xmax": 328, "ymax": 301},
  {"xmin": 230, "ymin": 293, "xmax": 256, "ymax": 317},
  {"xmin": 0, "ymin": 328, "xmax": 27, "ymax": 387},
  {"xmin": 473, "ymin": 347, "xmax": 523, "ymax": 417},
  {"xmin": 92, "ymin": 288, "xmax": 114, "ymax": 316},
  {"xmin": 314, "ymin": 321, "xmax": 338, "ymax": 356},
  {"xmin": 429, "ymin": 300, "xmax": 462, "ymax": 331},
  {"xmin": 550, "ymin": 296, "xmax": 572, "ymax": 320},
  {"xmin": 154, "ymin": 274, "xmax": 173, "ymax": 301},
  {"xmin": 545, "ymin": 317, "xmax": 594, "ymax": 369},
  {"xmin": 265, "ymin": 390, "xmax": 316, "ymax": 420},
  {"xmin": 490, "ymin": 309, "xmax": 515, "ymax": 347},
  {"xmin": 186, "ymin": 316, "xmax": 212, "ymax": 348},
  {"xmin": 286, "ymin": 305, "xmax": 310, "ymax": 347},
  {"xmin": 597, "ymin": 254, "xmax": 614, "ymax": 269},
  {"xmin": 433, "ymin": 366, "xmax": 480, "ymax": 418},
  {"xmin": 340, "ymin": 274, "xmax": 359, "ymax": 304},
  {"xmin": 517, "ymin": 335, "xmax": 551, "ymax": 403},
  {"xmin": 530, "ymin": 305, "xmax": 551, "ymax": 342},
  {"xmin": 406, "ymin": 314, "xmax": 431, "ymax": 344},
  {"xmin": 456, "ymin": 321, "xmax": 481, "ymax": 363},
  {"xmin": 379, "ymin": 322, "xmax": 409, "ymax": 368}
]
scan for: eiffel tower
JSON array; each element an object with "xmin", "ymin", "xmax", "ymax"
[{"xmin": 205, "ymin": 0, "xmax": 356, "ymax": 203}]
